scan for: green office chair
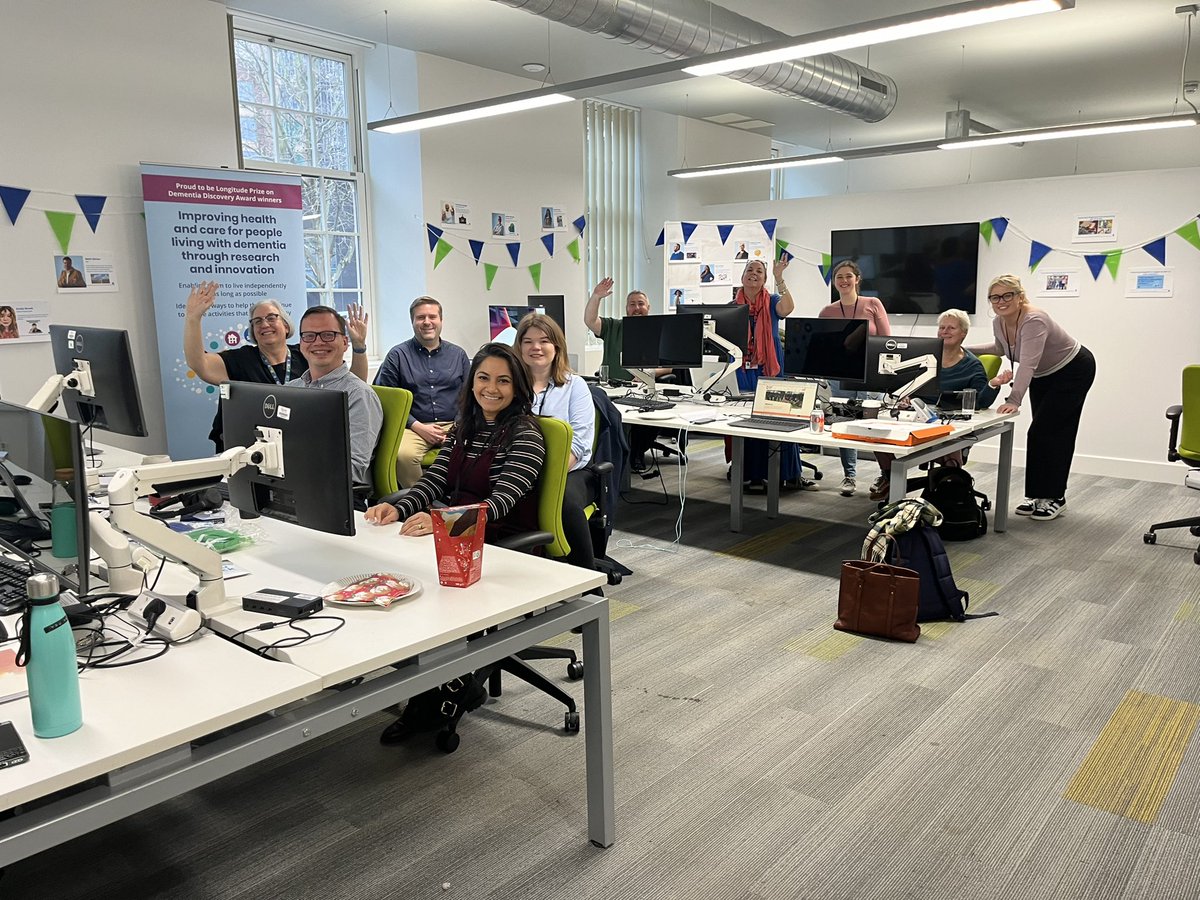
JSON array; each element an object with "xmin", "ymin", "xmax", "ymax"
[
  {"xmin": 369, "ymin": 385, "xmax": 413, "ymax": 502},
  {"xmin": 1143, "ymin": 365, "xmax": 1200, "ymax": 565},
  {"xmin": 978, "ymin": 354, "xmax": 1003, "ymax": 381}
]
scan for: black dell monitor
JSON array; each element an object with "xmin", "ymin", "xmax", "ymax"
[
  {"xmin": 49, "ymin": 325, "xmax": 148, "ymax": 437},
  {"xmin": 526, "ymin": 295, "xmax": 567, "ymax": 337},
  {"xmin": 845, "ymin": 335, "xmax": 945, "ymax": 400},
  {"xmin": 0, "ymin": 400, "xmax": 90, "ymax": 597},
  {"xmin": 220, "ymin": 382, "xmax": 355, "ymax": 536},
  {"xmin": 675, "ymin": 303, "xmax": 750, "ymax": 356},
  {"xmin": 621, "ymin": 314, "xmax": 704, "ymax": 369},
  {"xmin": 783, "ymin": 317, "xmax": 870, "ymax": 382}
]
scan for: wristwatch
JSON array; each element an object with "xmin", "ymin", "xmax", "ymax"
[{"xmin": 352, "ymin": 346, "xmax": 367, "ymax": 354}]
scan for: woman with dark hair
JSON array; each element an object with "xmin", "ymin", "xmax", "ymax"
[{"xmin": 0, "ymin": 306, "xmax": 19, "ymax": 339}]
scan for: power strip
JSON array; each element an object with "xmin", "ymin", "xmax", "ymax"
[{"xmin": 126, "ymin": 590, "xmax": 203, "ymax": 641}]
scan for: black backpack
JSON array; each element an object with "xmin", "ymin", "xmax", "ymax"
[
  {"xmin": 921, "ymin": 467, "xmax": 990, "ymax": 541},
  {"xmin": 885, "ymin": 524, "xmax": 998, "ymax": 623}
]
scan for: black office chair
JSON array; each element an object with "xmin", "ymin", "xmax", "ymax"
[{"xmin": 1144, "ymin": 365, "xmax": 1200, "ymax": 565}]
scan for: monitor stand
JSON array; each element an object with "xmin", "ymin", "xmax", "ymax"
[{"xmin": 626, "ymin": 368, "xmax": 657, "ymax": 399}]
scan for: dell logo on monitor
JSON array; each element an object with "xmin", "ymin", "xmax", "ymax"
[
  {"xmin": 262, "ymin": 394, "xmax": 277, "ymax": 418},
  {"xmin": 884, "ymin": 339, "xmax": 901, "ymax": 351}
]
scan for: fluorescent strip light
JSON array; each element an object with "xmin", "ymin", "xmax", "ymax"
[
  {"xmin": 939, "ymin": 114, "xmax": 1199, "ymax": 149},
  {"xmin": 670, "ymin": 155, "xmax": 845, "ymax": 179},
  {"xmin": 372, "ymin": 93, "xmax": 573, "ymax": 134},
  {"xmin": 684, "ymin": 0, "xmax": 1071, "ymax": 77}
]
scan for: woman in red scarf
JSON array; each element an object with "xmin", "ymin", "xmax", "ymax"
[{"xmin": 732, "ymin": 257, "xmax": 806, "ymax": 490}]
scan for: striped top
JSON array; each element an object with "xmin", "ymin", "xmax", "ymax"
[{"xmin": 392, "ymin": 417, "xmax": 545, "ymax": 522}]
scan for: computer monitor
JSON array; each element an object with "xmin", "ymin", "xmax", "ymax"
[
  {"xmin": 221, "ymin": 383, "xmax": 355, "ymax": 536},
  {"xmin": 783, "ymin": 317, "xmax": 870, "ymax": 382},
  {"xmin": 49, "ymin": 325, "xmax": 148, "ymax": 437},
  {"xmin": 488, "ymin": 305, "xmax": 535, "ymax": 345},
  {"xmin": 526, "ymin": 295, "xmax": 566, "ymax": 337},
  {"xmin": 0, "ymin": 400, "xmax": 90, "ymax": 595},
  {"xmin": 675, "ymin": 303, "xmax": 749, "ymax": 356},
  {"xmin": 621, "ymin": 314, "xmax": 705, "ymax": 370},
  {"xmin": 845, "ymin": 335, "xmax": 945, "ymax": 400}
]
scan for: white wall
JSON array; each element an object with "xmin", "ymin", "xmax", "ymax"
[
  {"xmin": 1, "ymin": 0, "xmax": 237, "ymax": 453},
  {"xmin": 701, "ymin": 166, "xmax": 1200, "ymax": 483}
]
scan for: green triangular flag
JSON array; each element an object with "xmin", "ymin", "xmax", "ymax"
[
  {"xmin": 529, "ymin": 263, "xmax": 542, "ymax": 291},
  {"xmin": 979, "ymin": 220, "xmax": 994, "ymax": 245},
  {"xmin": 484, "ymin": 263, "xmax": 499, "ymax": 291},
  {"xmin": 1105, "ymin": 249, "xmax": 1122, "ymax": 279},
  {"xmin": 566, "ymin": 239, "xmax": 580, "ymax": 262},
  {"xmin": 775, "ymin": 238, "xmax": 789, "ymax": 260},
  {"xmin": 1175, "ymin": 219, "xmax": 1200, "ymax": 252},
  {"xmin": 433, "ymin": 238, "xmax": 453, "ymax": 269},
  {"xmin": 822, "ymin": 252, "xmax": 831, "ymax": 269},
  {"xmin": 45, "ymin": 211, "xmax": 76, "ymax": 255}
]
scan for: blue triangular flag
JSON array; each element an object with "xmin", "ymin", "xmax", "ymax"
[
  {"xmin": 1142, "ymin": 236, "xmax": 1167, "ymax": 265},
  {"xmin": 681, "ymin": 222, "xmax": 698, "ymax": 244},
  {"xmin": 780, "ymin": 249, "xmax": 794, "ymax": 264},
  {"xmin": 654, "ymin": 228, "xmax": 664, "ymax": 247},
  {"xmin": 427, "ymin": 224, "xmax": 444, "ymax": 253},
  {"xmin": 717, "ymin": 224, "xmax": 735, "ymax": 245},
  {"xmin": 819, "ymin": 263, "xmax": 832, "ymax": 286},
  {"xmin": 0, "ymin": 186, "xmax": 31, "ymax": 225},
  {"xmin": 75, "ymin": 194, "xmax": 106, "ymax": 233},
  {"xmin": 1085, "ymin": 253, "xmax": 1107, "ymax": 279},
  {"xmin": 507, "ymin": 242, "xmax": 521, "ymax": 267},
  {"xmin": 572, "ymin": 215, "xmax": 586, "ymax": 234},
  {"xmin": 761, "ymin": 218, "xmax": 777, "ymax": 241},
  {"xmin": 541, "ymin": 234, "xmax": 555, "ymax": 256},
  {"xmin": 1028, "ymin": 240, "xmax": 1053, "ymax": 271},
  {"xmin": 469, "ymin": 239, "xmax": 485, "ymax": 265},
  {"xmin": 992, "ymin": 217, "xmax": 1009, "ymax": 241}
]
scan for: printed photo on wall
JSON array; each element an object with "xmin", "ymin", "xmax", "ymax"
[
  {"xmin": 54, "ymin": 253, "xmax": 119, "ymax": 293},
  {"xmin": 1073, "ymin": 214, "xmax": 1117, "ymax": 243},
  {"xmin": 668, "ymin": 242, "xmax": 686, "ymax": 262},
  {"xmin": 491, "ymin": 212, "xmax": 519, "ymax": 238},
  {"xmin": 0, "ymin": 300, "xmax": 51, "ymax": 344},
  {"xmin": 1034, "ymin": 269, "xmax": 1081, "ymax": 298},
  {"xmin": 710, "ymin": 263, "xmax": 733, "ymax": 285},
  {"xmin": 540, "ymin": 205, "xmax": 565, "ymax": 232},
  {"xmin": 442, "ymin": 200, "xmax": 471, "ymax": 228},
  {"xmin": 1125, "ymin": 267, "xmax": 1173, "ymax": 298},
  {"xmin": 683, "ymin": 248, "xmax": 700, "ymax": 261}
]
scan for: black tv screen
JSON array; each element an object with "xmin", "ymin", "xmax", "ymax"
[{"xmin": 829, "ymin": 222, "xmax": 980, "ymax": 315}]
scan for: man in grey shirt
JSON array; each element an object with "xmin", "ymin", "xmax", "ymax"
[{"xmin": 290, "ymin": 306, "xmax": 383, "ymax": 487}]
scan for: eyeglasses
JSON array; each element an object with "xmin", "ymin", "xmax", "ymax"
[
  {"xmin": 250, "ymin": 313, "xmax": 283, "ymax": 327},
  {"xmin": 987, "ymin": 291, "xmax": 1018, "ymax": 304},
  {"xmin": 299, "ymin": 330, "xmax": 343, "ymax": 343}
]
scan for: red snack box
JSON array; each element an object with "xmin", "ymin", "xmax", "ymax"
[{"xmin": 430, "ymin": 503, "xmax": 488, "ymax": 588}]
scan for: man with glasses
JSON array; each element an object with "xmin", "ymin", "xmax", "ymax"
[
  {"xmin": 291, "ymin": 306, "xmax": 382, "ymax": 487},
  {"xmin": 184, "ymin": 283, "xmax": 369, "ymax": 450},
  {"xmin": 374, "ymin": 296, "xmax": 470, "ymax": 488}
]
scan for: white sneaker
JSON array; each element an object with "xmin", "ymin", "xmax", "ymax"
[
  {"xmin": 840, "ymin": 476, "xmax": 857, "ymax": 497},
  {"xmin": 1015, "ymin": 498, "xmax": 1036, "ymax": 516},
  {"xmin": 1031, "ymin": 497, "xmax": 1066, "ymax": 521}
]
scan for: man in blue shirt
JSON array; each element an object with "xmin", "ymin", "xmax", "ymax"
[{"xmin": 374, "ymin": 297, "xmax": 471, "ymax": 487}]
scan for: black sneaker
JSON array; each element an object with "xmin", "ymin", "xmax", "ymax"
[
  {"xmin": 1031, "ymin": 497, "xmax": 1066, "ymax": 521},
  {"xmin": 1015, "ymin": 498, "xmax": 1036, "ymax": 516}
]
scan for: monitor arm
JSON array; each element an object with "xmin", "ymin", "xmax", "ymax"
[
  {"xmin": 698, "ymin": 327, "xmax": 743, "ymax": 395},
  {"xmin": 879, "ymin": 353, "xmax": 937, "ymax": 405},
  {"xmin": 28, "ymin": 360, "xmax": 95, "ymax": 414},
  {"xmin": 625, "ymin": 368, "xmax": 657, "ymax": 398},
  {"xmin": 101, "ymin": 428, "xmax": 284, "ymax": 616}
]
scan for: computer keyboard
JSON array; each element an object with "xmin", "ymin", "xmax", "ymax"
[
  {"xmin": 731, "ymin": 416, "xmax": 808, "ymax": 433},
  {"xmin": 611, "ymin": 397, "xmax": 676, "ymax": 411},
  {"xmin": 0, "ymin": 555, "xmax": 34, "ymax": 613}
]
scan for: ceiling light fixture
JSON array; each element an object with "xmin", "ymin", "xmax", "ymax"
[
  {"xmin": 668, "ymin": 155, "xmax": 847, "ymax": 179},
  {"xmin": 371, "ymin": 88, "xmax": 573, "ymax": 134},
  {"xmin": 522, "ymin": 62, "xmax": 547, "ymax": 73},
  {"xmin": 938, "ymin": 112, "xmax": 1200, "ymax": 149},
  {"xmin": 683, "ymin": 0, "xmax": 1074, "ymax": 78}
]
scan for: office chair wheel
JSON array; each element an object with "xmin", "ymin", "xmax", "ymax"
[
  {"xmin": 564, "ymin": 710, "xmax": 581, "ymax": 732},
  {"xmin": 1191, "ymin": 525, "xmax": 1200, "ymax": 537},
  {"xmin": 1194, "ymin": 549, "xmax": 1200, "ymax": 566},
  {"xmin": 435, "ymin": 729, "xmax": 461, "ymax": 754},
  {"xmin": 567, "ymin": 660, "xmax": 584, "ymax": 680},
  {"xmin": 607, "ymin": 571, "xmax": 623, "ymax": 586},
  {"xmin": 1144, "ymin": 532, "xmax": 1157, "ymax": 544}
]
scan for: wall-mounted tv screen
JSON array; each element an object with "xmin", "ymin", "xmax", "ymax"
[{"xmin": 829, "ymin": 222, "xmax": 980, "ymax": 315}]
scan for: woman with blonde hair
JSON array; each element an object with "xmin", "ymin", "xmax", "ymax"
[{"xmin": 968, "ymin": 274, "xmax": 1095, "ymax": 521}]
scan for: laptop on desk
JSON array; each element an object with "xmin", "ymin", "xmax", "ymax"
[{"xmin": 729, "ymin": 378, "xmax": 815, "ymax": 433}]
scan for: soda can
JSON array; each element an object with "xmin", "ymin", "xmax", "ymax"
[{"xmin": 809, "ymin": 408, "xmax": 825, "ymax": 434}]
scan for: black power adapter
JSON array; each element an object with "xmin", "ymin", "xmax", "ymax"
[{"xmin": 241, "ymin": 588, "xmax": 323, "ymax": 618}]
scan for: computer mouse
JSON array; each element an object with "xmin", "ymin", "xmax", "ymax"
[{"xmin": 708, "ymin": 395, "xmax": 726, "ymax": 404}]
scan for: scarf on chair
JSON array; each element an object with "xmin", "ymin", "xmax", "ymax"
[{"xmin": 736, "ymin": 287, "xmax": 780, "ymax": 377}]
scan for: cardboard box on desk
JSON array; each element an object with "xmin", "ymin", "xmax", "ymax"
[
  {"xmin": 832, "ymin": 420, "xmax": 954, "ymax": 446},
  {"xmin": 431, "ymin": 503, "xmax": 488, "ymax": 588}
]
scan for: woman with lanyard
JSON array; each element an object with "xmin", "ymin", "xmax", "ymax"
[
  {"xmin": 817, "ymin": 259, "xmax": 892, "ymax": 498},
  {"xmin": 967, "ymin": 274, "xmax": 1095, "ymax": 521},
  {"xmin": 183, "ymin": 281, "xmax": 370, "ymax": 451},
  {"xmin": 516, "ymin": 312, "xmax": 597, "ymax": 573},
  {"xmin": 732, "ymin": 257, "xmax": 807, "ymax": 491}
]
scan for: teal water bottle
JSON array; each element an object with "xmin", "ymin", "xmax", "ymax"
[
  {"xmin": 50, "ymin": 469, "xmax": 77, "ymax": 560},
  {"xmin": 18, "ymin": 573, "xmax": 83, "ymax": 738}
]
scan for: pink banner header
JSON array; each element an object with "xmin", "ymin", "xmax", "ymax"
[{"xmin": 141, "ymin": 173, "xmax": 302, "ymax": 209}]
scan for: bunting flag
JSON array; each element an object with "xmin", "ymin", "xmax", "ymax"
[
  {"xmin": 468, "ymin": 239, "xmax": 485, "ymax": 264},
  {"xmin": 820, "ymin": 252, "xmax": 833, "ymax": 286},
  {"xmin": 427, "ymin": 224, "xmax": 443, "ymax": 253},
  {"xmin": 1084, "ymin": 253, "xmax": 1107, "ymax": 280},
  {"xmin": 433, "ymin": 238, "xmax": 453, "ymax": 269},
  {"xmin": 566, "ymin": 238, "xmax": 580, "ymax": 262},
  {"xmin": 484, "ymin": 263, "xmax": 499, "ymax": 291},
  {"xmin": 529, "ymin": 263, "xmax": 542, "ymax": 291},
  {"xmin": 775, "ymin": 238, "xmax": 789, "ymax": 261},
  {"xmin": 540, "ymin": 234, "xmax": 555, "ymax": 256},
  {"xmin": 1142, "ymin": 237, "xmax": 1167, "ymax": 265},
  {"xmin": 506, "ymin": 242, "xmax": 521, "ymax": 267},
  {"xmin": 1175, "ymin": 219, "xmax": 1200, "ymax": 252},
  {"xmin": 992, "ymin": 217, "xmax": 1009, "ymax": 241},
  {"xmin": 681, "ymin": 221, "xmax": 698, "ymax": 244},
  {"xmin": 760, "ymin": 218, "xmax": 777, "ymax": 240},
  {"xmin": 980, "ymin": 219, "xmax": 994, "ymax": 245},
  {"xmin": 75, "ymin": 194, "xmax": 106, "ymax": 233},
  {"xmin": 1104, "ymin": 249, "xmax": 1122, "ymax": 279},
  {"xmin": 0, "ymin": 186, "xmax": 30, "ymax": 225},
  {"xmin": 44, "ymin": 211, "xmax": 76, "ymax": 255},
  {"xmin": 572, "ymin": 215, "xmax": 586, "ymax": 234},
  {"xmin": 654, "ymin": 228, "xmax": 664, "ymax": 247},
  {"xmin": 717, "ymin": 224, "xmax": 735, "ymax": 245},
  {"xmin": 1028, "ymin": 240, "xmax": 1052, "ymax": 272}
]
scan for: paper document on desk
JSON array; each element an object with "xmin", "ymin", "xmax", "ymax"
[
  {"xmin": 832, "ymin": 420, "xmax": 953, "ymax": 446},
  {"xmin": 0, "ymin": 649, "xmax": 28, "ymax": 705}
]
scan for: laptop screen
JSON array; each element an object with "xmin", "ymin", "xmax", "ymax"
[{"xmin": 752, "ymin": 378, "xmax": 815, "ymax": 422}]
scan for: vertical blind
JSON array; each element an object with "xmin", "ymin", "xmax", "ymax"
[{"xmin": 584, "ymin": 100, "xmax": 640, "ymax": 326}]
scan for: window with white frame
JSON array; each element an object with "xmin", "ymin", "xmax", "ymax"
[{"xmin": 232, "ymin": 31, "xmax": 369, "ymax": 316}]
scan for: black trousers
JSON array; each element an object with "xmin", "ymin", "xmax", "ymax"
[
  {"xmin": 562, "ymin": 468, "xmax": 597, "ymax": 571},
  {"xmin": 628, "ymin": 425, "xmax": 657, "ymax": 461},
  {"xmin": 1025, "ymin": 345, "xmax": 1096, "ymax": 500}
]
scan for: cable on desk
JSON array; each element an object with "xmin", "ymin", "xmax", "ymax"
[{"xmin": 227, "ymin": 614, "xmax": 346, "ymax": 659}]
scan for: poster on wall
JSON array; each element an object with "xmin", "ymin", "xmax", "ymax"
[
  {"xmin": 491, "ymin": 211, "xmax": 519, "ymax": 238},
  {"xmin": 1073, "ymin": 214, "xmax": 1116, "ymax": 243},
  {"xmin": 141, "ymin": 163, "xmax": 305, "ymax": 460},
  {"xmin": 1034, "ymin": 269, "xmax": 1081, "ymax": 298},
  {"xmin": 440, "ymin": 200, "xmax": 472, "ymax": 228},
  {"xmin": 539, "ymin": 205, "xmax": 565, "ymax": 231},
  {"xmin": 0, "ymin": 301, "xmax": 51, "ymax": 345},
  {"xmin": 53, "ymin": 253, "xmax": 120, "ymax": 293},
  {"xmin": 1125, "ymin": 267, "xmax": 1173, "ymax": 298}
]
